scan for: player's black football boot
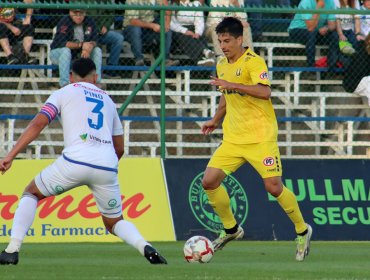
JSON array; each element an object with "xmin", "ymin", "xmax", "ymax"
[
  {"xmin": 144, "ymin": 245, "xmax": 167, "ymax": 264},
  {"xmin": 0, "ymin": 250, "xmax": 19, "ymax": 265}
]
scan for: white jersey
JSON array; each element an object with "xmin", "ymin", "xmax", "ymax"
[{"xmin": 40, "ymin": 82, "xmax": 123, "ymax": 172}]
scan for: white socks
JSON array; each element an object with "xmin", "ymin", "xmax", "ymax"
[
  {"xmin": 5, "ymin": 194, "xmax": 38, "ymax": 253},
  {"xmin": 113, "ymin": 220, "xmax": 150, "ymax": 256}
]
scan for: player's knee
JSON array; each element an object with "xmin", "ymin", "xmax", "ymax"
[
  {"xmin": 201, "ymin": 177, "xmax": 217, "ymax": 190},
  {"xmin": 102, "ymin": 216, "xmax": 122, "ymax": 234},
  {"xmin": 24, "ymin": 181, "xmax": 46, "ymax": 200},
  {"xmin": 264, "ymin": 178, "xmax": 283, "ymax": 197}
]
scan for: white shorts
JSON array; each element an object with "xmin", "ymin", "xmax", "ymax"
[
  {"xmin": 35, "ymin": 156, "xmax": 122, "ymax": 218},
  {"xmin": 354, "ymin": 76, "xmax": 370, "ymax": 106}
]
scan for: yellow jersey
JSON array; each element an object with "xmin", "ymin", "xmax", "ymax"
[{"xmin": 216, "ymin": 48, "xmax": 278, "ymax": 144}]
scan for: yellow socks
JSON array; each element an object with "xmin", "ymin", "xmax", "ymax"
[
  {"xmin": 276, "ymin": 187, "xmax": 307, "ymax": 234},
  {"xmin": 205, "ymin": 186, "xmax": 237, "ymax": 229}
]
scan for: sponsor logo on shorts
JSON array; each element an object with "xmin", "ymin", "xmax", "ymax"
[
  {"xmin": 80, "ymin": 133, "xmax": 88, "ymax": 141},
  {"xmin": 108, "ymin": 199, "xmax": 117, "ymax": 208},
  {"xmin": 259, "ymin": 71, "xmax": 268, "ymax": 79},
  {"xmin": 263, "ymin": 157, "xmax": 275, "ymax": 166},
  {"xmin": 54, "ymin": 185, "xmax": 64, "ymax": 194},
  {"xmin": 188, "ymin": 172, "xmax": 248, "ymax": 233}
]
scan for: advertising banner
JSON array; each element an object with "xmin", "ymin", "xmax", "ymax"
[
  {"xmin": 0, "ymin": 158, "xmax": 175, "ymax": 243},
  {"xmin": 164, "ymin": 159, "xmax": 370, "ymax": 241}
]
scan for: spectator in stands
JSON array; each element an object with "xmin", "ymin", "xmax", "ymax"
[
  {"xmin": 170, "ymin": 0, "xmax": 216, "ymax": 66},
  {"xmin": 343, "ymin": 33, "xmax": 370, "ymax": 106},
  {"xmin": 288, "ymin": 0, "xmax": 340, "ymax": 70},
  {"xmin": 206, "ymin": 0, "xmax": 253, "ymax": 60},
  {"xmin": 123, "ymin": 0, "xmax": 179, "ymax": 66},
  {"xmin": 89, "ymin": 0, "xmax": 124, "ymax": 78},
  {"xmin": 334, "ymin": 0, "xmax": 361, "ymax": 56},
  {"xmin": 0, "ymin": 0, "xmax": 35, "ymax": 64},
  {"xmin": 50, "ymin": 9, "xmax": 102, "ymax": 88},
  {"xmin": 357, "ymin": 0, "xmax": 370, "ymax": 41},
  {"xmin": 244, "ymin": 0, "xmax": 263, "ymax": 42}
]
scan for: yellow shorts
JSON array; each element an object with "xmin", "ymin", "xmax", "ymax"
[{"xmin": 207, "ymin": 141, "xmax": 282, "ymax": 178}]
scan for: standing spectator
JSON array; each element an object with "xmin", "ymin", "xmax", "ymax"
[
  {"xmin": 50, "ymin": 9, "xmax": 102, "ymax": 88},
  {"xmin": 343, "ymin": 33, "xmax": 370, "ymax": 105},
  {"xmin": 206, "ymin": 0, "xmax": 253, "ymax": 60},
  {"xmin": 288, "ymin": 0, "xmax": 340, "ymax": 70},
  {"xmin": 170, "ymin": 0, "xmax": 216, "ymax": 66},
  {"xmin": 123, "ymin": 0, "xmax": 179, "ymax": 66},
  {"xmin": 0, "ymin": 58, "xmax": 167, "ymax": 265},
  {"xmin": 0, "ymin": 0, "xmax": 34, "ymax": 64},
  {"xmin": 357, "ymin": 0, "xmax": 370, "ymax": 41},
  {"xmin": 334, "ymin": 0, "xmax": 361, "ymax": 56},
  {"xmin": 89, "ymin": 0, "xmax": 124, "ymax": 78}
]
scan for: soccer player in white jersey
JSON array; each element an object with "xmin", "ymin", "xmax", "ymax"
[{"xmin": 0, "ymin": 58, "xmax": 167, "ymax": 265}]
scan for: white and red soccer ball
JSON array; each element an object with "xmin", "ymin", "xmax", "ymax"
[{"xmin": 183, "ymin": 235, "xmax": 214, "ymax": 263}]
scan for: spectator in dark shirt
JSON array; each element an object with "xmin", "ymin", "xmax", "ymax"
[
  {"xmin": 343, "ymin": 33, "xmax": 370, "ymax": 106},
  {"xmin": 50, "ymin": 9, "xmax": 102, "ymax": 87},
  {"xmin": 0, "ymin": 0, "xmax": 35, "ymax": 64}
]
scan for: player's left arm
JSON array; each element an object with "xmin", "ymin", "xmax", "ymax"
[
  {"xmin": 0, "ymin": 114, "xmax": 49, "ymax": 174},
  {"xmin": 210, "ymin": 77, "xmax": 271, "ymax": 100}
]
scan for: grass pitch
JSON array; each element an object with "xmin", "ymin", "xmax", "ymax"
[{"xmin": 0, "ymin": 241, "xmax": 369, "ymax": 280}]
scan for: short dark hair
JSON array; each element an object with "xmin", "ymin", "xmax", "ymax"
[
  {"xmin": 71, "ymin": 58, "xmax": 96, "ymax": 78},
  {"xmin": 215, "ymin": 17, "xmax": 243, "ymax": 38}
]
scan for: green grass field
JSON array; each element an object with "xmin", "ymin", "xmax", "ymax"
[{"xmin": 1, "ymin": 241, "xmax": 369, "ymax": 280}]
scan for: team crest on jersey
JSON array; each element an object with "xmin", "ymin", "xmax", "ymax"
[
  {"xmin": 235, "ymin": 68, "xmax": 241, "ymax": 77},
  {"xmin": 259, "ymin": 71, "xmax": 268, "ymax": 80},
  {"xmin": 263, "ymin": 157, "xmax": 275, "ymax": 166}
]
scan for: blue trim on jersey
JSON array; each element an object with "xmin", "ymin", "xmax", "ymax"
[{"xmin": 63, "ymin": 154, "xmax": 118, "ymax": 173}]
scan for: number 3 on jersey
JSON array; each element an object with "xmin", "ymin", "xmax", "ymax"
[{"xmin": 86, "ymin": 97, "xmax": 104, "ymax": 130}]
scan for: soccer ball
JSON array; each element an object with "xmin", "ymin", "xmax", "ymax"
[{"xmin": 183, "ymin": 235, "xmax": 214, "ymax": 263}]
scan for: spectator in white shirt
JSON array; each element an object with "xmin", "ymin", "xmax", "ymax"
[
  {"xmin": 170, "ymin": 0, "xmax": 216, "ymax": 66},
  {"xmin": 334, "ymin": 0, "xmax": 361, "ymax": 55},
  {"xmin": 206, "ymin": 0, "xmax": 253, "ymax": 59},
  {"xmin": 357, "ymin": 0, "xmax": 370, "ymax": 40}
]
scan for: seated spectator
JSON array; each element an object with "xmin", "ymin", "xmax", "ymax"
[
  {"xmin": 244, "ymin": 0, "xmax": 263, "ymax": 42},
  {"xmin": 357, "ymin": 0, "xmax": 370, "ymax": 41},
  {"xmin": 288, "ymin": 0, "xmax": 340, "ymax": 70},
  {"xmin": 50, "ymin": 9, "xmax": 102, "ymax": 88},
  {"xmin": 170, "ymin": 0, "xmax": 215, "ymax": 66},
  {"xmin": 206, "ymin": 0, "xmax": 253, "ymax": 60},
  {"xmin": 89, "ymin": 0, "xmax": 124, "ymax": 78},
  {"xmin": 123, "ymin": 0, "xmax": 179, "ymax": 66},
  {"xmin": 0, "ymin": 0, "xmax": 35, "ymax": 64},
  {"xmin": 343, "ymin": 33, "xmax": 370, "ymax": 106},
  {"xmin": 334, "ymin": 0, "xmax": 361, "ymax": 56}
]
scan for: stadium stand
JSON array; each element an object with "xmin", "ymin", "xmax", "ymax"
[{"xmin": 0, "ymin": 5, "xmax": 369, "ymax": 159}]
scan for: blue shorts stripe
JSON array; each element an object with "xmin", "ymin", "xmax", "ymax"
[{"xmin": 63, "ymin": 154, "xmax": 118, "ymax": 173}]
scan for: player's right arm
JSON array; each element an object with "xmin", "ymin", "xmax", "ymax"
[
  {"xmin": 201, "ymin": 95, "xmax": 226, "ymax": 135},
  {"xmin": 0, "ymin": 114, "xmax": 49, "ymax": 174}
]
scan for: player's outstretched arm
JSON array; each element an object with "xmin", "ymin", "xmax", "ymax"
[{"xmin": 0, "ymin": 114, "xmax": 49, "ymax": 174}]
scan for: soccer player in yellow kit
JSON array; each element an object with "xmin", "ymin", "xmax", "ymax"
[{"xmin": 201, "ymin": 17, "xmax": 312, "ymax": 261}]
